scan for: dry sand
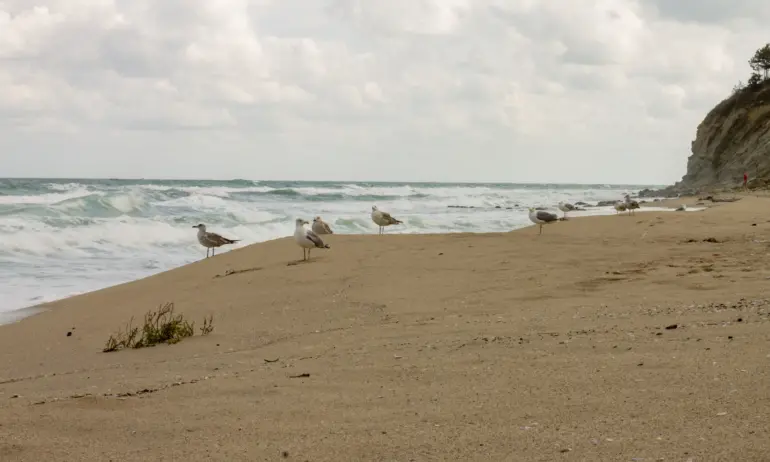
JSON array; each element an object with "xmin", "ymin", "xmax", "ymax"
[{"xmin": 2, "ymin": 198, "xmax": 770, "ymax": 461}]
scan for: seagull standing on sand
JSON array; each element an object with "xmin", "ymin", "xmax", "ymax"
[
  {"xmin": 312, "ymin": 216, "xmax": 334, "ymax": 235},
  {"xmin": 558, "ymin": 201, "xmax": 576, "ymax": 219},
  {"xmin": 528, "ymin": 208, "xmax": 559, "ymax": 235},
  {"xmin": 294, "ymin": 218, "xmax": 330, "ymax": 261},
  {"xmin": 371, "ymin": 206, "xmax": 403, "ymax": 235},
  {"xmin": 192, "ymin": 224, "xmax": 239, "ymax": 258},
  {"xmin": 624, "ymin": 194, "xmax": 640, "ymax": 215},
  {"xmin": 614, "ymin": 202, "xmax": 628, "ymax": 214}
]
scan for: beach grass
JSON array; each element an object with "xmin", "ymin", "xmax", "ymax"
[{"xmin": 103, "ymin": 302, "xmax": 212, "ymax": 352}]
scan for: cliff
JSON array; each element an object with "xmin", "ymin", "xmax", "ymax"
[{"xmin": 644, "ymin": 79, "xmax": 770, "ymax": 196}]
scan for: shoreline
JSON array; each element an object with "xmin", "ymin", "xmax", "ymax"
[
  {"xmin": 1, "ymin": 201, "xmax": 700, "ymax": 327},
  {"xmin": 0, "ymin": 306, "xmax": 47, "ymax": 326},
  {"xmin": 3, "ymin": 196, "xmax": 768, "ymax": 460}
]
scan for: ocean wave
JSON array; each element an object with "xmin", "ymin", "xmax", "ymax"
[
  {"xmin": 0, "ymin": 178, "xmax": 662, "ymax": 316},
  {"xmin": 0, "ymin": 188, "xmax": 95, "ymax": 206}
]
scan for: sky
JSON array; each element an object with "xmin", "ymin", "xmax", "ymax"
[{"xmin": 0, "ymin": 1, "xmax": 768, "ymax": 184}]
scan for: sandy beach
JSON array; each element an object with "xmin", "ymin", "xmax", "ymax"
[{"xmin": 2, "ymin": 197, "xmax": 770, "ymax": 461}]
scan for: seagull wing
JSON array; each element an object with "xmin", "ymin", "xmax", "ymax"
[
  {"xmin": 381, "ymin": 211, "xmax": 402, "ymax": 224},
  {"xmin": 207, "ymin": 232, "xmax": 239, "ymax": 246},
  {"xmin": 305, "ymin": 229, "xmax": 328, "ymax": 248},
  {"xmin": 536, "ymin": 211, "xmax": 559, "ymax": 223}
]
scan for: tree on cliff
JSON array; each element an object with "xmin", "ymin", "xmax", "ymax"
[
  {"xmin": 748, "ymin": 43, "xmax": 770, "ymax": 80},
  {"xmin": 748, "ymin": 72, "xmax": 762, "ymax": 88}
]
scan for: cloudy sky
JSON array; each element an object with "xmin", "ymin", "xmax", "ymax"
[{"xmin": 0, "ymin": 1, "xmax": 767, "ymax": 184}]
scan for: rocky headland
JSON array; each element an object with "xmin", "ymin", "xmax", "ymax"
[{"xmin": 640, "ymin": 46, "xmax": 770, "ymax": 198}]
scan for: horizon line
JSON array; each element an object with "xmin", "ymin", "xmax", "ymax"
[{"xmin": 0, "ymin": 176, "xmax": 670, "ymax": 187}]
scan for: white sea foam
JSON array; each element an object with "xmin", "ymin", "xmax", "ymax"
[{"xmin": 0, "ymin": 179, "xmax": 665, "ymax": 320}]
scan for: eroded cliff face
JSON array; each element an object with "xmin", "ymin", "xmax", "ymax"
[{"xmin": 658, "ymin": 80, "xmax": 770, "ymax": 195}]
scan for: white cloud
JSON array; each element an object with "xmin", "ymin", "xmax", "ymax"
[{"xmin": 0, "ymin": 0, "xmax": 766, "ymax": 183}]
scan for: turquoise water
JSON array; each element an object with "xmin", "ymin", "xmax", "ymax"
[{"xmin": 0, "ymin": 178, "xmax": 661, "ymax": 321}]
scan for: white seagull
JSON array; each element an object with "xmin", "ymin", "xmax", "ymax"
[
  {"xmin": 312, "ymin": 216, "xmax": 334, "ymax": 235},
  {"xmin": 192, "ymin": 224, "xmax": 239, "ymax": 258},
  {"xmin": 558, "ymin": 201, "xmax": 576, "ymax": 219},
  {"xmin": 294, "ymin": 218, "xmax": 330, "ymax": 261},
  {"xmin": 528, "ymin": 208, "xmax": 559, "ymax": 235},
  {"xmin": 371, "ymin": 206, "xmax": 403, "ymax": 235}
]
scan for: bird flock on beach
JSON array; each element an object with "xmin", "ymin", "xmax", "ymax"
[
  {"xmin": 192, "ymin": 193, "xmax": 647, "ymax": 260},
  {"xmin": 193, "ymin": 205, "xmax": 404, "ymax": 261}
]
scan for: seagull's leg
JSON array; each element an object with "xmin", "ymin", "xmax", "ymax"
[
  {"xmin": 206, "ymin": 248, "xmax": 210, "ymax": 258},
  {"xmin": 539, "ymin": 224, "xmax": 543, "ymax": 235},
  {"xmin": 308, "ymin": 249, "xmax": 312, "ymax": 260},
  {"xmin": 212, "ymin": 248, "xmax": 216, "ymax": 256}
]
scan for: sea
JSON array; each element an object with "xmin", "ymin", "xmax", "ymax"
[{"xmin": 0, "ymin": 178, "xmax": 664, "ymax": 323}]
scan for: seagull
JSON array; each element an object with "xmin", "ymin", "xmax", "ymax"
[
  {"xmin": 294, "ymin": 218, "xmax": 330, "ymax": 261},
  {"xmin": 312, "ymin": 216, "xmax": 334, "ymax": 235},
  {"xmin": 624, "ymin": 194, "xmax": 640, "ymax": 215},
  {"xmin": 528, "ymin": 207, "xmax": 559, "ymax": 235},
  {"xmin": 675, "ymin": 204, "xmax": 687, "ymax": 212},
  {"xmin": 192, "ymin": 224, "xmax": 239, "ymax": 258},
  {"xmin": 371, "ymin": 206, "xmax": 403, "ymax": 235},
  {"xmin": 558, "ymin": 201, "xmax": 576, "ymax": 219},
  {"xmin": 614, "ymin": 202, "xmax": 628, "ymax": 214}
]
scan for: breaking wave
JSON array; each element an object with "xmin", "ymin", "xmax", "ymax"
[{"xmin": 0, "ymin": 178, "xmax": 660, "ymax": 317}]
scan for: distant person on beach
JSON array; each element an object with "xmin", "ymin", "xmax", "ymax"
[{"xmin": 744, "ymin": 172, "xmax": 748, "ymax": 191}]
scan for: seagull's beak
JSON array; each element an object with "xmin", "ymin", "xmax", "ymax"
[{"xmin": 191, "ymin": 225, "xmax": 197, "ymax": 228}]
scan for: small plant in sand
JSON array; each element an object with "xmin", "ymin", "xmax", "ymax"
[
  {"xmin": 103, "ymin": 302, "xmax": 214, "ymax": 352},
  {"xmin": 200, "ymin": 314, "xmax": 214, "ymax": 335},
  {"xmin": 103, "ymin": 320, "xmax": 140, "ymax": 352}
]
